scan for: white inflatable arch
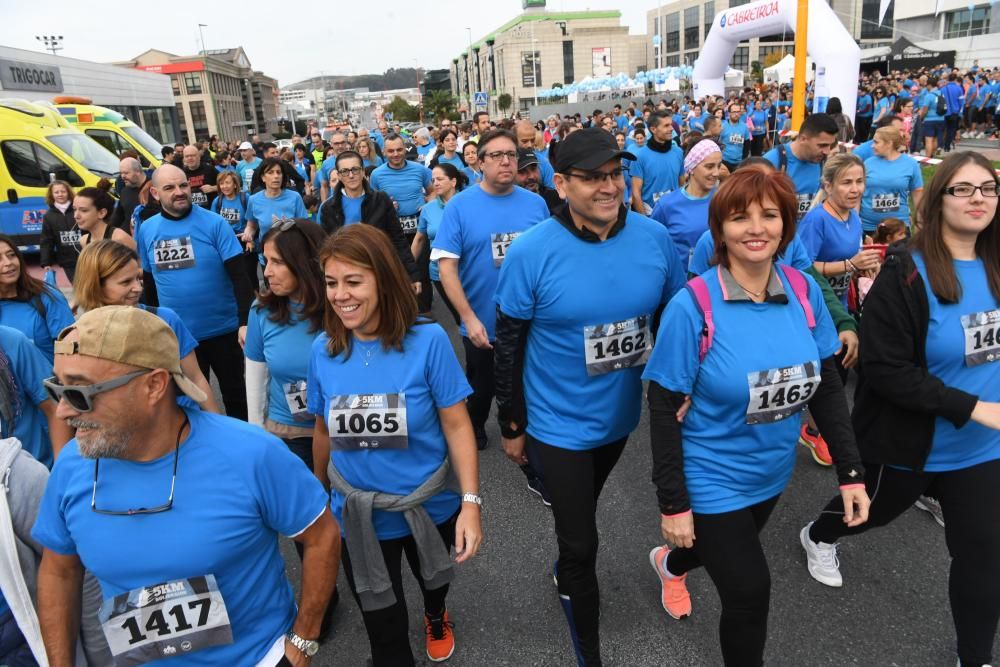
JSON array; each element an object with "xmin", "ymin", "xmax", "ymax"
[{"xmin": 693, "ymin": 0, "xmax": 860, "ymax": 120}]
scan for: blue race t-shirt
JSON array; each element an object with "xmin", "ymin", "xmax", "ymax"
[
  {"xmin": 535, "ymin": 151, "xmax": 556, "ymax": 189},
  {"xmin": 631, "ymin": 144, "xmax": 684, "ymax": 210},
  {"xmin": 246, "ymin": 189, "xmax": 308, "ymax": 240},
  {"xmin": 688, "ymin": 230, "xmax": 813, "ymax": 277},
  {"xmin": 0, "ymin": 286, "xmax": 74, "ymax": 363},
  {"xmin": 245, "ymin": 302, "xmax": 320, "ymax": 428},
  {"xmin": 764, "ymin": 145, "xmax": 822, "ymax": 220},
  {"xmin": 913, "ymin": 253, "xmax": 1000, "ymax": 472},
  {"xmin": 860, "ymin": 154, "xmax": 923, "ymax": 230},
  {"xmin": 418, "ymin": 198, "xmax": 447, "ymax": 282},
  {"xmin": 31, "ymin": 408, "xmax": 329, "ymax": 665},
  {"xmin": 370, "ymin": 161, "xmax": 433, "ymax": 218},
  {"xmin": 798, "ymin": 205, "xmax": 864, "ymax": 306},
  {"xmin": 235, "ymin": 158, "xmax": 261, "ymax": 192},
  {"xmin": 139, "ymin": 304, "xmax": 200, "ymax": 411},
  {"xmin": 435, "ymin": 154, "xmax": 465, "ymax": 171},
  {"xmin": 0, "ymin": 325, "xmax": 53, "ymax": 468},
  {"xmin": 340, "ymin": 193, "xmax": 365, "ymax": 226},
  {"xmin": 852, "ymin": 140, "xmax": 875, "ymax": 162},
  {"xmin": 210, "ymin": 194, "xmax": 248, "ymax": 234},
  {"xmin": 720, "ymin": 121, "xmax": 752, "ymax": 163},
  {"xmin": 651, "ymin": 186, "xmax": 714, "ymax": 271},
  {"xmin": 306, "ymin": 324, "xmax": 472, "ymax": 539},
  {"xmin": 432, "ymin": 185, "xmax": 549, "ymax": 340},
  {"xmin": 857, "ymin": 94, "xmax": 874, "ymax": 118},
  {"xmin": 495, "ymin": 212, "xmax": 684, "ymax": 449},
  {"xmin": 136, "ymin": 206, "xmax": 244, "ymax": 341},
  {"xmin": 642, "ymin": 266, "xmax": 840, "ymax": 513},
  {"xmin": 920, "ymin": 89, "xmax": 945, "ymax": 122},
  {"xmin": 462, "ymin": 167, "xmax": 483, "ymax": 185}
]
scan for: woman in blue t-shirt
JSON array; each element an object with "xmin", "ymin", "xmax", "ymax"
[
  {"xmin": 428, "ymin": 129, "xmax": 466, "ymax": 171},
  {"xmin": 461, "ymin": 142, "xmax": 482, "ymax": 185},
  {"xmin": 292, "ymin": 143, "xmax": 315, "ymax": 194},
  {"xmin": 0, "ymin": 234, "xmax": 74, "ymax": 364},
  {"xmin": 309, "ymin": 224, "xmax": 482, "ymax": 666},
  {"xmin": 356, "ymin": 138, "xmax": 384, "ymax": 170},
  {"xmin": 71, "ymin": 240, "xmax": 219, "ymax": 414},
  {"xmin": 801, "ymin": 151, "xmax": 1000, "ymax": 667},
  {"xmin": 643, "ymin": 168, "xmax": 869, "ymax": 666},
  {"xmin": 245, "ymin": 158, "xmax": 308, "ymax": 251},
  {"xmin": 860, "ymin": 126, "xmax": 924, "ymax": 231},
  {"xmin": 410, "ymin": 163, "xmax": 466, "ymax": 326}
]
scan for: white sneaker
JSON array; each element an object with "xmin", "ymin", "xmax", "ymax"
[{"xmin": 800, "ymin": 523, "xmax": 843, "ymax": 588}]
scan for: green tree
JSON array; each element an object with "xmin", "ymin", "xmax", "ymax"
[
  {"xmin": 497, "ymin": 93, "xmax": 512, "ymax": 117},
  {"xmin": 424, "ymin": 90, "xmax": 457, "ymax": 121},
  {"xmin": 383, "ymin": 95, "xmax": 420, "ymax": 122}
]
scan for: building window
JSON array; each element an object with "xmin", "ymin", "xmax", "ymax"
[
  {"xmin": 944, "ymin": 4, "xmax": 991, "ymax": 38},
  {"xmin": 563, "ymin": 41, "xmax": 575, "ymax": 84},
  {"xmin": 171, "ymin": 77, "xmax": 180, "ymax": 95},
  {"xmin": 521, "ymin": 50, "xmax": 541, "ymax": 88},
  {"xmin": 666, "ymin": 12, "xmax": 680, "ymax": 53},
  {"xmin": 759, "ymin": 45, "xmax": 792, "ymax": 62},
  {"xmin": 666, "ymin": 55, "xmax": 680, "ymax": 67},
  {"xmin": 860, "ymin": 0, "xmax": 893, "ymax": 38},
  {"xmin": 684, "ymin": 7, "xmax": 700, "ymax": 50},
  {"xmin": 684, "ymin": 50, "xmax": 699, "ymax": 66},
  {"xmin": 183, "ymin": 72, "xmax": 202, "ymax": 95},
  {"xmin": 704, "ymin": 1, "xmax": 715, "ymax": 42},
  {"xmin": 189, "ymin": 101, "xmax": 209, "ymax": 141},
  {"xmin": 729, "ymin": 0, "xmax": 749, "ymax": 6},
  {"xmin": 730, "ymin": 45, "xmax": 750, "ymax": 72}
]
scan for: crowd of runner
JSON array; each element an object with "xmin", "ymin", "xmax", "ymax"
[{"xmin": 0, "ymin": 58, "xmax": 998, "ymax": 667}]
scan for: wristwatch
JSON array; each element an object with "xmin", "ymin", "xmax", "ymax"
[
  {"xmin": 462, "ymin": 493, "xmax": 482, "ymax": 507},
  {"xmin": 286, "ymin": 631, "xmax": 320, "ymax": 657}
]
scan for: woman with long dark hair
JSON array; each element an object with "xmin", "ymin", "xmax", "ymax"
[
  {"xmin": 410, "ymin": 163, "xmax": 467, "ymax": 324},
  {"xmin": 0, "ymin": 234, "xmax": 74, "ymax": 363},
  {"xmin": 800, "ymin": 151, "xmax": 1000, "ymax": 667},
  {"xmin": 74, "ymin": 180, "xmax": 135, "ymax": 251}
]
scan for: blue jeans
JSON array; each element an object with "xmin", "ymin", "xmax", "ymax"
[{"xmin": 0, "ymin": 611, "xmax": 37, "ymax": 666}]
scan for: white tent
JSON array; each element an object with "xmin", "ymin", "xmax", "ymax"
[{"xmin": 763, "ymin": 54, "xmax": 814, "ymax": 86}]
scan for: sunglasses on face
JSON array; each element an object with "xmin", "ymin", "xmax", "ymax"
[{"xmin": 43, "ymin": 370, "xmax": 151, "ymax": 412}]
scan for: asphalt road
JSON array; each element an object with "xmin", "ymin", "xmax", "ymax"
[{"xmin": 275, "ymin": 296, "xmax": 997, "ymax": 667}]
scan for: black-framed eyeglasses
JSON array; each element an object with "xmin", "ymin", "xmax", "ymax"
[
  {"xmin": 337, "ymin": 167, "xmax": 364, "ymax": 176},
  {"xmin": 942, "ymin": 182, "xmax": 999, "ymax": 198},
  {"xmin": 483, "ymin": 150, "xmax": 518, "ymax": 162},
  {"xmin": 564, "ymin": 168, "xmax": 624, "ymax": 184},
  {"xmin": 43, "ymin": 370, "xmax": 151, "ymax": 413},
  {"xmin": 91, "ymin": 416, "xmax": 187, "ymax": 516}
]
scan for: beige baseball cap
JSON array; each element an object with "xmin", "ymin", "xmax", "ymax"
[{"xmin": 54, "ymin": 306, "xmax": 208, "ymax": 405}]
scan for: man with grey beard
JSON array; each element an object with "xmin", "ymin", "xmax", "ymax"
[{"xmin": 32, "ymin": 306, "xmax": 341, "ymax": 666}]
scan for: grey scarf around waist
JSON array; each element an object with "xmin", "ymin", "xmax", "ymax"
[{"xmin": 327, "ymin": 457, "xmax": 457, "ymax": 611}]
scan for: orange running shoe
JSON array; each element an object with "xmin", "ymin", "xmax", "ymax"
[
  {"xmin": 648, "ymin": 546, "xmax": 691, "ymax": 620},
  {"xmin": 799, "ymin": 425, "xmax": 833, "ymax": 466},
  {"xmin": 425, "ymin": 610, "xmax": 455, "ymax": 662}
]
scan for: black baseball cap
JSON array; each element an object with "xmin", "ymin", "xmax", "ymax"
[
  {"xmin": 517, "ymin": 148, "xmax": 539, "ymax": 171},
  {"xmin": 554, "ymin": 128, "xmax": 635, "ymax": 174}
]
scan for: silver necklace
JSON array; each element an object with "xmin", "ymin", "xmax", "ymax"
[{"xmin": 357, "ymin": 339, "xmax": 379, "ymax": 367}]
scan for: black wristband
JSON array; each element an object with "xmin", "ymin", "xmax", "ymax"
[{"xmin": 500, "ymin": 422, "xmax": 525, "ymax": 439}]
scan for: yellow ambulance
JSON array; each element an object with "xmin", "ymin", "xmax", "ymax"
[{"xmin": 52, "ymin": 96, "xmax": 164, "ymax": 168}]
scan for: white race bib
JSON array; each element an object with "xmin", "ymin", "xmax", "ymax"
[
  {"xmin": 583, "ymin": 315, "xmax": 652, "ymax": 377},
  {"xmin": 490, "ymin": 232, "xmax": 521, "ymax": 267},
  {"xmin": 153, "ymin": 237, "xmax": 195, "ymax": 270},
  {"xmin": 796, "ymin": 194, "xmax": 812, "ymax": 218},
  {"xmin": 961, "ymin": 309, "xmax": 1000, "ymax": 367},
  {"xmin": 283, "ymin": 380, "xmax": 309, "ymax": 419},
  {"xmin": 99, "ymin": 575, "xmax": 233, "ymax": 666},
  {"xmin": 329, "ymin": 393, "xmax": 408, "ymax": 450},
  {"xmin": 399, "ymin": 215, "xmax": 418, "ymax": 234},
  {"xmin": 59, "ymin": 229, "xmax": 80, "ymax": 245},
  {"xmin": 872, "ymin": 193, "xmax": 900, "ymax": 212},
  {"xmin": 827, "ymin": 272, "xmax": 852, "ymax": 298},
  {"xmin": 728, "ymin": 134, "xmax": 745, "ymax": 145},
  {"xmin": 746, "ymin": 362, "xmax": 821, "ymax": 425},
  {"xmin": 191, "ymin": 191, "xmax": 208, "ymax": 206}
]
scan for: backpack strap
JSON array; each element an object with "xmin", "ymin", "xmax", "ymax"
[
  {"xmin": 777, "ymin": 264, "xmax": 816, "ymax": 330},
  {"xmin": 777, "ymin": 143, "xmax": 788, "ymax": 173},
  {"xmin": 684, "ymin": 274, "xmax": 715, "ymax": 362}
]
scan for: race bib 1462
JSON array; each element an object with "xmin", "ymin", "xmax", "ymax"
[{"xmin": 583, "ymin": 315, "xmax": 652, "ymax": 376}]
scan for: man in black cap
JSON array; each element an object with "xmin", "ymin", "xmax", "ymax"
[
  {"xmin": 515, "ymin": 148, "xmax": 563, "ymax": 215},
  {"xmin": 494, "ymin": 128, "xmax": 685, "ymax": 666}
]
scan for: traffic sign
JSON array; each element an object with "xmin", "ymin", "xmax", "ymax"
[{"xmin": 474, "ymin": 91, "xmax": 488, "ymax": 107}]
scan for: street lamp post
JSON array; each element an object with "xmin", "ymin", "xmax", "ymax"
[
  {"xmin": 35, "ymin": 35, "xmax": 63, "ymax": 56},
  {"xmin": 466, "ymin": 27, "xmax": 474, "ymax": 114}
]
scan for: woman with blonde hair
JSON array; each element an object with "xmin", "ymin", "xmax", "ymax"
[
  {"xmin": 860, "ymin": 125, "xmax": 924, "ymax": 232},
  {"xmin": 40, "ymin": 180, "xmax": 79, "ymax": 282},
  {"xmin": 73, "ymin": 239, "xmax": 220, "ymax": 413}
]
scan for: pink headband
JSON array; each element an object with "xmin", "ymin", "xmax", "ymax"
[{"xmin": 684, "ymin": 139, "xmax": 721, "ymax": 174}]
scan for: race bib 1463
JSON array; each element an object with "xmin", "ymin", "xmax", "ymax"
[{"xmin": 746, "ymin": 361, "xmax": 820, "ymax": 425}]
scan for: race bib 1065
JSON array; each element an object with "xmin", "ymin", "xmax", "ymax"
[
  {"xmin": 746, "ymin": 362, "xmax": 820, "ymax": 425},
  {"xmin": 962, "ymin": 309, "xmax": 1000, "ymax": 367},
  {"xmin": 329, "ymin": 393, "xmax": 408, "ymax": 450},
  {"xmin": 583, "ymin": 315, "xmax": 652, "ymax": 377},
  {"xmin": 99, "ymin": 575, "xmax": 232, "ymax": 666}
]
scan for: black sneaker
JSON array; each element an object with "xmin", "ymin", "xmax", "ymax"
[
  {"xmin": 474, "ymin": 427, "xmax": 488, "ymax": 451},
  {"xmin": 527, "ymin": 476, "xmax": 552, "ymax": 507}
]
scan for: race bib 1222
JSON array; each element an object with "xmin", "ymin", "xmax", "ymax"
[{"xmin": 153, "ymin": 236, "xmax": 195, "ymax": 270}]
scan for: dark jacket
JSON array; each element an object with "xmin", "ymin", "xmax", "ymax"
[
  {"xmin": 318, "ymin": 183, "xmax": 419, "ymax": 281},
  {"xmin": 851, "ymin": 245, "xmax": 979, "ymax": 471},
  {"xmin": 538, "ymin": 185, "xmax": 563, "ymax": 216},
  {"xmin": 39, "ymin": 205, "xmax": 80, "ymax": 268},
  {"xmin": 249, "ymin": 160, "xmax": 305, "ymax": 195}
]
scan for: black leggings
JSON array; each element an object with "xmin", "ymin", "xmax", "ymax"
[
  {"xmin": 432, "ymin": 279, "xmax": 460, "ymax": 325},
  {"xmin": 809, "ymin": 459, "xmax": 1000, "ymax": 666},
  {"xmin": 529, "ymin": 435, "xmax": 628, "ymax": 667},
  {"xmin": 461, "ymin": 337, "xmax": 494, "ymax": 437},
  {"xmin": 194, "ymin": 329, "xmax": 247, "ymax": 420},
  {"xmin": 666, "ymin": 495, "xmax": 782, "ymax": 667},
  {"xmin": 341, "ymin": 512, "xmax": 457, "ymax": 667}
]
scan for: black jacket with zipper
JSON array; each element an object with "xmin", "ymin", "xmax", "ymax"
[
  {"xmin": 39, "ymin": 205, "xmax": 80, "ymax": 268},
  {"xmin": 851, "ymin": 244, "xmax": 979, "ymax": 471},
  {"xmin": 318, "ymin": 182, "xmax": 419, "ymax": 281}
]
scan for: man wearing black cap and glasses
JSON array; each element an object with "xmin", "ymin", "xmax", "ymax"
[
  {"xmin": 32, "ymin": 306, "xmax": 340, "ymax": 666},
  {"xmin": 515, "ymin": 148, "xmax": 563, "ymax": 215},
  {"xmin": 494, "ymin": 128, "xmax": 685, "ymax": 666}
]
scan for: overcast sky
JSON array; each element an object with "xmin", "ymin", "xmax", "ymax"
[{"xmin": 7, "ymin": 0, "xmax": 658, "ymax": 86}]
